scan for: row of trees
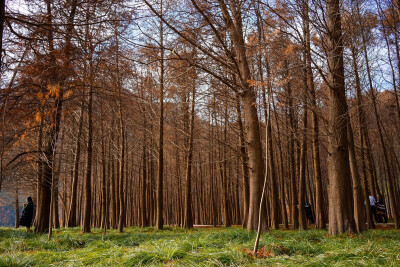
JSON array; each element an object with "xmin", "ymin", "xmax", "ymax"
[{"xmin": 0, "ymin": 0, "xmax": 399, "ymax": 236}]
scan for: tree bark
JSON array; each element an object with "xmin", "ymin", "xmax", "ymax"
[
  {"xmin": 217, "ymin": 0, "xmax": 265, "ymax": 231},
  {"xmin": 183, "ymin": 64, "xmax": 196, "ymax": 229},
  {"xmin": 298, "ymin": 69, "xmax": 308, "ymax": 230},
  {"xmin": 326, "ymin": 0, "xmax": 356, "ymax": 235},
  {"xmin": 235, "ymin": 95, "xmax": 249, "ymax": 228},
  {"xmin": 156, "ymin": 2, "xmax": 164, "ymax": 229},
  {"xmin": 347, "ymin": 119, "xmax": 367, "ymax": 232},
  {"xmin": 82, "ymin": 62, "xmax": 93, "ymax": 234}
]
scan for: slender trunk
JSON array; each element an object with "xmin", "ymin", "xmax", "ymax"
[
  {"xmin": 34, "ymin": 115, "xmax": 44, "ymax": 232},
  {"xmin": 156, "ymin": 2, "xmax": 164, "ymax": 229},
  {"xmin": 14, "ymin": 178, "xmax": 19, "ymax": 229},
  {"xmin": 101, "ymin": 114, "xmax": 107, "ymax": 234},
  {"xmin": 267, "ymin": 104, "xmax": 279, "ymax": 229},
  {"xmin": 141, "ymin": 143, "xmax": 149, "ymax": 227},
  {"xmin": 235, "ymin": 95, "xmax": 250, "ymax": 228},
  {"xmin": 82, "ymin": 62, "xmax": 93, "ymax": 234},
  {"xmin": 298, "ymin": 70, "xmax": 308, "ymax": 230},
  {"xmin": 300, "ymin": 0, "xmax": 325, "ymax": 229},
  {"xmin": 299, "ymin": 10, "xmax": 310, "ymax": 228},
  {"xmin": 285, "ymin": 59, "xmax": 298, "ymax": 230},
  {"xmin": 68, "ymin": 99, "xmax": 84, "ymax": 227},
  {"xmin": 221, "ymin": 98, "xmax": 231, "ymax": 227},
  {"xmin": 183, "ymin": 70, "xmax": 196, "ymax": 229},
  {"xmin": 115, "ymin": 28, "xmax": 126, "ymax": 233},
  {"xmin": 348, "ymin": 119, "xmax": 367, "ymax": 232}
]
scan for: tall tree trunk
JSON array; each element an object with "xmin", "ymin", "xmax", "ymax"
[
  {"xmin": 82, "ymin": 62, "xmax": 93, "ymax": 234},
  {"xmin": 235, "ymin": 95, "xmax": 249, "ymax": 228},
  {"xmin": 285, "ymin": 59, "xmax": 298, "ymax": 230},
  {"xmin": 217, "ymin": 1, "xmax": 265, "ymax": 230},
  {"xmin": 156, "ymin": 2, "xmax": 164, "ymax": 230},
  {"xmin": 272, "ymin": 93, "xmax": 288, "ymax": 229},
  {"xmin": 114, "ymin": 25, "xmax": 126, "ymax": 233},
  {"xmin": 326, "ymin": 0, "xmax": 356, "ymax": 235},
  {"xmin": 34, "ymin": 115, "xmax": 44, "ymax": 232},
  {"xmin": 301, "ymin": 0, "xmax": 325, "ymax": 229},
  {"xmin": 266, "ymin": 108, "xmax": 279, "ymax": 229},
  {"xmin": 298, "ymin": 68, "xmax": 308, "ymax": 230},
  {"xmin": 221, "ymin": 97, "xmax": 231, "ymax": 227},
  {"xmin": 347, "ymin": 119, "xmax": 367, "ymax": 232},
  {"xmin": 101, "ymin": 129, "xmax": 107, "ymax": 234},
  {"xmin": 183, "ymin": 68, "xmax": 196, "ymax": 229}
]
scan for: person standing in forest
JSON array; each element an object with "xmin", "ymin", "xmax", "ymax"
[
  {"xmin": 19, "ymin": 196, "xmax": 34, "ymax": 232},
  {"xmin": 377, "ymin": 194, "xmax": 388, "ymax": 223},
  {"xmin": 304, "ymin": 202, "xmax": 315, "ymax": 224},
  {"xmin": 369, "ymin": 193, "xmax": 378, "ymax": 223}
]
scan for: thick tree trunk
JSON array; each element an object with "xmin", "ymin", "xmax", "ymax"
[
  {"xmin": 217, "ymin": 1, "xmax": 265, "ymax": 231},
  {"xmin": 326, "ymin": 0, "xmax": 356, "ymax": 235}
]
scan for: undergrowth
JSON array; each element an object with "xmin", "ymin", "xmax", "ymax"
[{"xmin": 0, "ymin": 226, "xmax": 399, "ymax": 266}]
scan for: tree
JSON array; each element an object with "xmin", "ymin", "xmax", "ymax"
[
  {"xmin": 325, "ymin": 0, "xmax": 357, "ymax": 235},
  {"xmin": 156, "ymin": 0, "xmax": 165, "ymax": 230}
]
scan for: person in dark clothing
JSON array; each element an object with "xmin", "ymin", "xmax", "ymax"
[
  {"xmin": 19, "ymin": 196, "xmax": 34, "ymax": 232},
  {"xmin": 376, "ymin": 194, "xmax": 388, "ymax": 223},
  {"xmin": 304, "ymin": 202, "xmax": 315, "ymax": 224}
]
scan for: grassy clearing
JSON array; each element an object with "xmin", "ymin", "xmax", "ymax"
[{"xmin": 0, "ymin": 226, "xmax": 399, "ymax": 266}]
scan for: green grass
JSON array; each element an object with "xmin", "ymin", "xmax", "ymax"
[{"xmin": 0, "ymin": 226, "xmax": 399, "ymax": 266}]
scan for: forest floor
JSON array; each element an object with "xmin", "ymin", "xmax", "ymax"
[{"xmin": 0, "ymin": 226, "xmax": 399, "ymax": 266}]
